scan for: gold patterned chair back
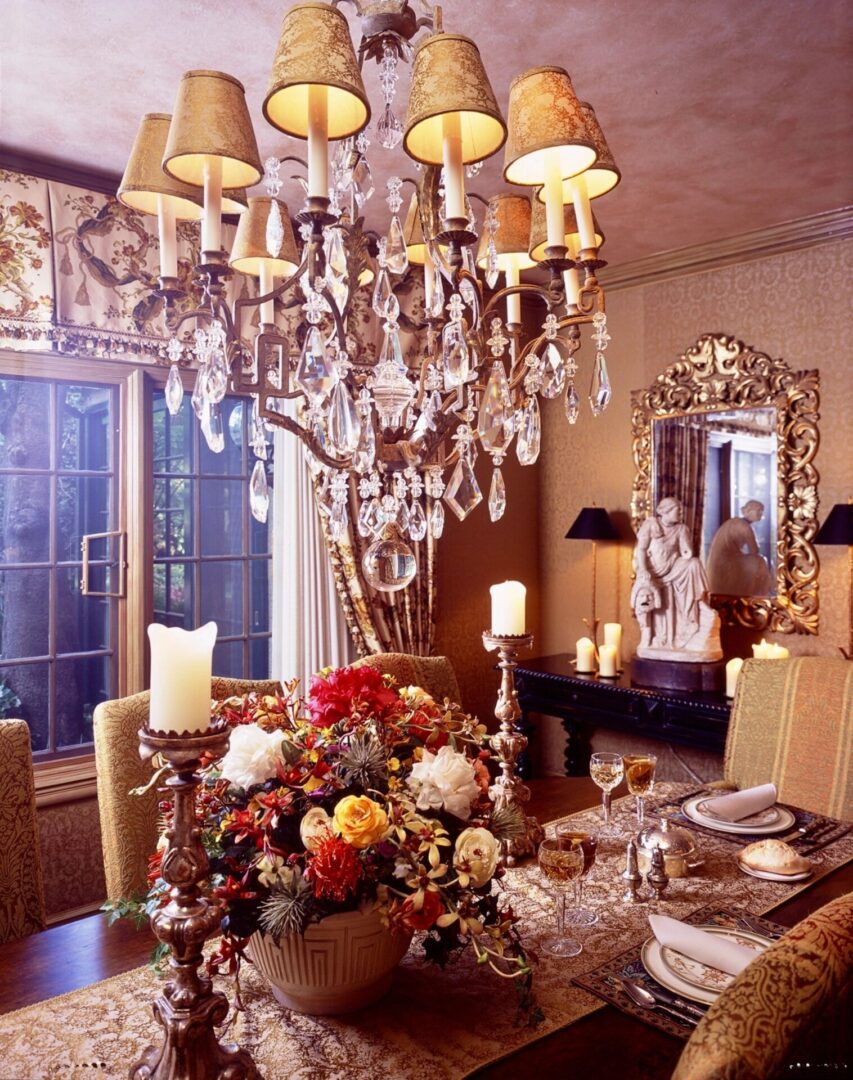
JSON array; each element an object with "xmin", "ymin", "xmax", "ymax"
[
  {"xmin": 0, "ymin": 720, "xmax": 46, "ymax": 943},
  {"xmin": 350, "ymin": 653, "xmax": 462, "ymax": 707},
  {"xmin": 672, "ymin": 891, "xmax": 853, "ymax": 1079},
  {"xmin": 94, "ymin": 677, "xmax": 282, "ymax": 901},
  {"xmin": 724, "ymin": 656, "xmax": 853, "ymax": 819}
]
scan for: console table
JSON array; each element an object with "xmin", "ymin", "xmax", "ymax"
[{"xmin": 516, "ymin": 654, "xmax": 731, "ymax": 776}]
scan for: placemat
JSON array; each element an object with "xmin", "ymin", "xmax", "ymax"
[
  {"xmin": 651, "ymin": 793, "xmax": 824, "ymax": 847},
  {"xmin": 572, "ymin": 907, "xmax": 787, "ymax": 1041}
]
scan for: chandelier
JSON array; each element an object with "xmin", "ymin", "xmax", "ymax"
[{"xmin": 118, "ymin": 1, "xmax": 619, "ymax": 591}]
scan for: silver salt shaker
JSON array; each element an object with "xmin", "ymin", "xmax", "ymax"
[
  {"xmin": 621, "ymin": 838, "xmax": 643, "ymax": 902},
  {"xmin": 647, "ymin": 845, "xmax": 669, "ymax": 899}
]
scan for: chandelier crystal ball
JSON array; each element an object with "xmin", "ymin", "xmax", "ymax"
[{"xmin": 118, "ymin": 1, "xmax": 620, "ymax": 591}]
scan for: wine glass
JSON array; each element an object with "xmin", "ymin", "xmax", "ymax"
[
  {"xmin": 556, "ymin": 825, "xmax": 598, "ymax": 926},
  {"xmin": 537, "ymin": 838, "xmax": 585, "ymax": 957},
  {"xmin": 623, "ymin": 753, "xmax": 657, "ymax": 827},
  {"xmin": 589, "ymin": 751, "xmax": 624, "ymax": 836}
]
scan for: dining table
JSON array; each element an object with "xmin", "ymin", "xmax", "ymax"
[{"xmin": 1, "ymin": 777, "xmax": 851, "ymax": 1080}]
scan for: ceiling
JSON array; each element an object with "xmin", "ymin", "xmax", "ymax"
[{"xmin": 2, "ymin": 0, "xmax": 851, "ymax": 267}]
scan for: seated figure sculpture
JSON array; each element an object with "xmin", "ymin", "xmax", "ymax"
[
  {"xmin": 631, "ymin": 497, "xmax": 723, "ymax": 663},
  {"xmin": 706, "ymin": 499, "xmax": 774, "ymax": 597}
]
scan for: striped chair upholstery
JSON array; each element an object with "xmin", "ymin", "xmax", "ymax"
[
  {"xmin": 725, "ymin": 657, "xmax": 853, "ymax": 819},
  {"xmin": 94, "ymin": 677, "xmax": 282, "ymax": 901},
  {"xmin": 351, "ymin": 653, "xmax": 463, "ymax": 708},
  {"xmin": 672, "ymin": 891, "xmax": 853, "ymax": 1079},
  {"xmin": 0, "ymin": 720, "xmax": 46, "ymax": 943}
]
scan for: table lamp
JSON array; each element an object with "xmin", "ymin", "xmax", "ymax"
[
  {"xmin": 814, "ymin": 501, "xmax": 853, "ymax": 658},
  {"xmin": 565, "ymin": 506, "xmax": 619, "ymax": 646}
]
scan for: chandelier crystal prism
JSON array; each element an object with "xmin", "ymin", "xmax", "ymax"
[{"xmin": 117, "ymin": 0, "xmax": 621, "ymax": 591}]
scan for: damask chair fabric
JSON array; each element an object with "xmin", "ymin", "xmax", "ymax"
[
  {"xmin": 672, "ymin": 891, "xmax": 853, "ymax": 1080},
  {"xmin": 725, "ymin": 657, "xmax": 853, "ymax": 819},
  {"xmin": 351, "ymin": 653, "xmax": 463, "ymax": 707},
  {"xmin": 0, "ymin": 720, "xmax": 46, "ymax": 943},
  {"xmin": 94, "ymin": 678, "xmax": 282, "ymax": 901}
]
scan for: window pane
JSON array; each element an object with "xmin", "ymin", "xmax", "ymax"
[
  {"xmin": 56, "ymin": 655, "xmax": 108, "ymax": 749},
  {"xmin": 0, "ymin": 568, "xmax": 50, "ymax": 659},
  {"xmin": 0, "ymin": 475, "xmax": 50, "ymax": 562},
  {"xmin": 57, "ymin": 476, "xmax": 111, "ymax": 560},
  {"xmin": 154, "ymin": 477, "xmax": 193, "ymax": 557},
  {"xmin": 58, "ymin": 385, "xmax": 111, "ymax": 471},
  {"xmin": 250, "ymin": 475, "xmax": 271, "ymax": 554},
  {"xmin": 200, "ymin": 400, "xmax": 244, "ymax": 476},
  {"xmin": 250, "ymin": 636, "xmax": 270, "ymax": 679},
  {"xmin": 153, "ymin": 398, "xmax": 192, "ymax": 475},
  {"xmin": 0, "ymin": 378, "xmax": 51, "ymax": 469},
  {"xmin": 200, "ymin": 560, "xmax": 244, "ymax": 636},
  {"xmin": 213, "ymin": 639, "xmax": 244, "ymax": 678},
  {"xmin": 154, "ymin": 562, "xmax": 194, "ymax": 627},
  {"xmin": 0, "ymin": 662, "xmax": 50, "ymax": 750},
  {"xmin": 56, "ymin": 567, "xmax": 110, "ymax": 654},
  {"xmin": 250, "ymin": 558, "xmax": 269, "ymax": 633},
  {"xmin": 200, "ymin": 479, "xmax": 244, "ymax": 556}
]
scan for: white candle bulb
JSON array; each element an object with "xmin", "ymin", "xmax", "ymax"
[
  {"xmin": 259, "ymin": 260, "xmax": 275, "ymax": 326},
  {"xmin": 543, "ymin": 148, "xmax": 565, "ymax": 252},
  {"xmin": 568, "ymin": 174, "xmax": 596, "ymax": 254},
  {"xmin": 603, "ymin": 622, "xmax": 622, "ymax": 671},
  {"xmin": 725, "ymin": 657, "xmax": 744, "ymax": 698},
  {"xmin": 490, "ymin": 580, "xmax": 526, "ymax": 635},
  {"xmin": 598, "ymin": 643, "xmax": 618, "ymax": 677},
  {"xmin": 156, "ymin": 194, "xmax": 177, "ymax": 279},
  {"xmin": 307, "ymin": 84, "xmax": 329, "ymax": 201},
  {"xmin": 504, "ymin": 254, "xmax": 521, "ymax": 326},
  {"xmin": 575, "ymin": 637, "xmax": 596, "ymax": 673},
  {"xmin": 442, "ymin": 111, "xmax": 465, "ymax": 222},
  {"xmin": 147, "ymin": 622, "xmax": 217, "ymax": 734},
  {"xmin": 202, "ymin": 156, "xmax": 223, "ymax": 257},
  {"xmin": 563, "ymin": 267, "xmax": 581, "ymax": 309}
]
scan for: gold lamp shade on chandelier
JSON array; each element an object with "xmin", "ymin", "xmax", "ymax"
[
  {"xmin": 534, "ymin": 101, "xmax": 621, "ymax": 204},
  {"xmin": 529, "ymin": 197, "xmax": 605, "ymax": 262},
  {"xmin": 263, "ymin": 1, "xmax": 370, "ymax": 139},
  {"xmin": 163, "ymin": 70, "xmax": 263, "ymax": 189},
  {"xmin": 476, "ymin": 195, "xmax": 536, "ymax": 271},
  {"xmin": 118, "ymin": 114, "xmax": 203, "ymax": 220},
  {"xmin": 403, "ymin": 33, "xmax": 507, "ymax": 166},
  {"xmin": 229, "ymin": 197, "xmax": 300, "ymax": 278}
]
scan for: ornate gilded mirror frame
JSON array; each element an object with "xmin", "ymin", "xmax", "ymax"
[{"xmin": 630, "ymin": 333, "xmax": 820, "ymax": 634}]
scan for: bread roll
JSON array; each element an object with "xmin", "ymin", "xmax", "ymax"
[{"xmin": 740, "ymin": 838, "xmax": 811, "ymax": 875}]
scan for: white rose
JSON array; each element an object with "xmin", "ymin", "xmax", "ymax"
[
  {"xmin": 453, "ymin": 827, "xmax": 499, "ymax": 887},
  {"xmin": 300, "ymin": 806, "xmax": 332, "ymax": 852},
  {"xmin": 219, "ymin": 724, "xmax": 284, "ymax": 789},
  {"xmin": 407, "ymin": 745, "xmax": 480, "ymax": 820}
]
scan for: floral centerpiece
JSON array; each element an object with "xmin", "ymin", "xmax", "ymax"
[{"xmin": 131, "ymin": 665, "xmax": 538, "ymax": 1017}]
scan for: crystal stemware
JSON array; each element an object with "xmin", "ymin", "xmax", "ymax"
[
  {"xmin": 623, "ymin": 753, "xmax": 657, "ymax": 827},
  {"xmin": 537, "ymin": 838, "xmax": 585, "ymax": 958},
  {"xmin": 589, "ymin": 751, "xmax": 624, "ymax": 837},
  {"xmin": 555, "ymin": 825, "xmax": 598, "ymax": 926}
]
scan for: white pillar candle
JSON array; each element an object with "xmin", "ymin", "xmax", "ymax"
[
  {"xmin": 259, "ymin": 260, "xmax": 276, "ymax": 326},
  {"xmin": 769, "ymin": 644, "xmax": 790, "ymax": 658},
  {"xmin": 504, "ymin": 255, "xmax": 521, "ymax": 325},
  {"xmin": 575, "ymin": 637, "xmax": 596, "ymax": 673},
  {"xmin": 147, "ymin": 622, "xmax": 218, "ymax": 734},
  {"xmin": 568, "ymin": 174, "xmax": 597, "ymax": 253},
  {"xmin": 603, "ymin": 622, "xmax": 622, "ymax": 671},
  {"xmin": 725, "ymin": 657, "xmax": 744, "ymax": 698},
  {"xmin": 752, "ymin": 638, "xmax": 771, "ymax": 658},
  {"xmin": 307, "ymin": 83, "xmax": 329, "ymax": 201},
  {"xmin": 490, "ymin": 580, "xmax": 526, "ymax": 635},
  {"xmin": 598, "ymin": 643, "xmax": 618, "ymax": 677},
  {"xmin": 156, "ymin": 194, "xmax": 177, "ymax": 279},
  {"xmin": 543, "ymin": 148, "xmax": 565, "ymax": 252},
  {"xmin": 442, "ymin": 111, "xmax": 465, "ymax": 222},
  {"xmin": 202, "ymin": 156, "xmax": 223, "ymax": 256}
]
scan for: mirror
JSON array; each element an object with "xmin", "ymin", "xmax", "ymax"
[
  {"xmin": 651, "ymin": 407, "xmax": 778, "ymax": 598},
  {"xmin": 631, "ymin": 334, "xmax": 820, "ymax": 635}
]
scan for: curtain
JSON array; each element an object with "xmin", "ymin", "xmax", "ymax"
[
  {"xmin": 270, "ymin": 419, "xmax": 353, "ymax": 693},
  {"xmin": 656, "ymin": 417, "xmax": 708, "ymax": 555}
]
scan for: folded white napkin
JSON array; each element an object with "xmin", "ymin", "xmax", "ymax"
[
  {"xmin": 702, "ymin": 783, "xmax": 777, "ymax": 822},
  {"xmin": 649, "ymin": 914, "xmax": 756, "ymax": 977}
]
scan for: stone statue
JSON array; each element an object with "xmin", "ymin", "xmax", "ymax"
[
  {"xmin": 706, "ymin": 500, "xmax": 774, "ymax": 597},
  {"xmin": 631, "ymin": 497, "xmax": 722, "ymax": 663}
]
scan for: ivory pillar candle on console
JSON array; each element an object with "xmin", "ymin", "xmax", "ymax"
[
  {"xmin": 598, "ymin": 643, "xmax": 617, "ymax": 677},
  {"xmin": 603, "ymin": 623, "xmax": 622, "ymax": 671},
  {"xmin": 490, "ymin": 580, "xmax": 526, "ymax": 635},
  {"xmin": 148, "ymin": 622, "xmax": 217, "ymax": 733},
  {"xmin": 726, "ymin": 657, "xmax": 744, "ymax": 698},
  {"xmin": 575, "ymin": 637, "xmax": 596, "ymax": 673}
]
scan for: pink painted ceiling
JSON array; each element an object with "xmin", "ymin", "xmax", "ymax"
[{"xmin": 2, "ymin": 0, "xmax": 851, "ymax": 267}]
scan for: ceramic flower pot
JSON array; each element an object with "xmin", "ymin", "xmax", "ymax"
[{"xmin": 249, "ymin": 907, "xmax": 413, "ymax": 1015}]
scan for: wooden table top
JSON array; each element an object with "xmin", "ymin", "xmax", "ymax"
[{"xmin": 2, "ymin": 777, "xmax": 850, "ymax": 1080}]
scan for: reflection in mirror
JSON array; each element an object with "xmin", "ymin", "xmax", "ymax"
[{"xmin": 652, "ymin": 407, "xmax": 778, "ymax": 598}]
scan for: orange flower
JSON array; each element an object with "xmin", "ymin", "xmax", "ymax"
[{"xmin": 399, "ymin": 888, "xmax": 444, "ymax": 931}]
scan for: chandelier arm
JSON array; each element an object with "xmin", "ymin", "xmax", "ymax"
[
  {"xmin": 467, "ymin": 192, "xmax": 490, "ymax": 209},
  {"xmin": 267, "ymin": 409, "xmax": 353, "ymax": 472}
]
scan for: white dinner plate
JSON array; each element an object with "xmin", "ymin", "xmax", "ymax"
[
  {"xmin": 659, "ymin": 926, "xmax": 769, "ymax": 993},
  {"xmin": 682, "ymin": 795, "xmax": 796, "ymax": 835},
  {"xmin": 736, "ymin": 856, "xmax": 813, "ymax": 883},
  {"xmin": 695, "ymin": 798, "xmax": 781, "ymax": 828},
  {"xmin": 640, "ymin": 924, "xmax": 770, "ymax": 1005}
]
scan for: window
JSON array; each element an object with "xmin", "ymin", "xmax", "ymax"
[
  {"xmin": 152, "ymin": 391, "xmax": 272, "ymax": 678},
  {"xmin": 0, "ymin": 375, "xmax": 118, "ymax": 754}
]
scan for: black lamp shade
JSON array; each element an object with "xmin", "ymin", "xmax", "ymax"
[
  {"xmin": 565, "ymin": 506, "xmax": 619, "ymax": 541},
  {"xmin": 814, "ymin": 503, "xmax": 853, "ymax": 545}
]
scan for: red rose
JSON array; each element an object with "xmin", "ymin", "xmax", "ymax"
[
  {"xmin": 307, "ymin": 665, "xmax": 400, "ymax": 728},
  {"xmin": 400, "ymin": 889, "xmax": 445, "ymax": 931}
]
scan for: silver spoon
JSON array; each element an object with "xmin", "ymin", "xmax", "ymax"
[{"xmin": 613, "ymin": 975, "xmax": 700, "ymax": 1026}]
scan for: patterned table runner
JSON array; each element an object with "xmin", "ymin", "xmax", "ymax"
[{"xmin": 1, "ymin": 784, "xmax": 850, "ymax": 1079}]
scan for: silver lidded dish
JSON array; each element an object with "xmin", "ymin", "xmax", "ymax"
[{"xmin": 636, "ymin": 816, "xmax": 703, "ymax": 878}]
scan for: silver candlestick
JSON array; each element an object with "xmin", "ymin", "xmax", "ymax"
[{"xmin": 482, "ymin": 630, "xmax": 544, "ymax": 866}]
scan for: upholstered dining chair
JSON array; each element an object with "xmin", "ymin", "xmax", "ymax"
[
  {"xmin": 351, "ymin": 653, "xmax": 463, "ymax": 708},
  {"xmin": 672, "ymin": 891, "xmax": 853, "ymax": 1079},
  {"xmin": 94, "ymin": 677, "xmax": 282, "ymax": 902},
  {"xmin": 0, "ymin": 720, "xmax": 46, "ymax": 944},
  {"xmin": 725, "ymin": 656, "xmax": 853, "ymax": 819}
]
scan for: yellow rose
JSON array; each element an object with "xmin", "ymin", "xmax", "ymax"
[{"xmin": 332, "ymin": 795, "xmax": 389, "ymax": 849}]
